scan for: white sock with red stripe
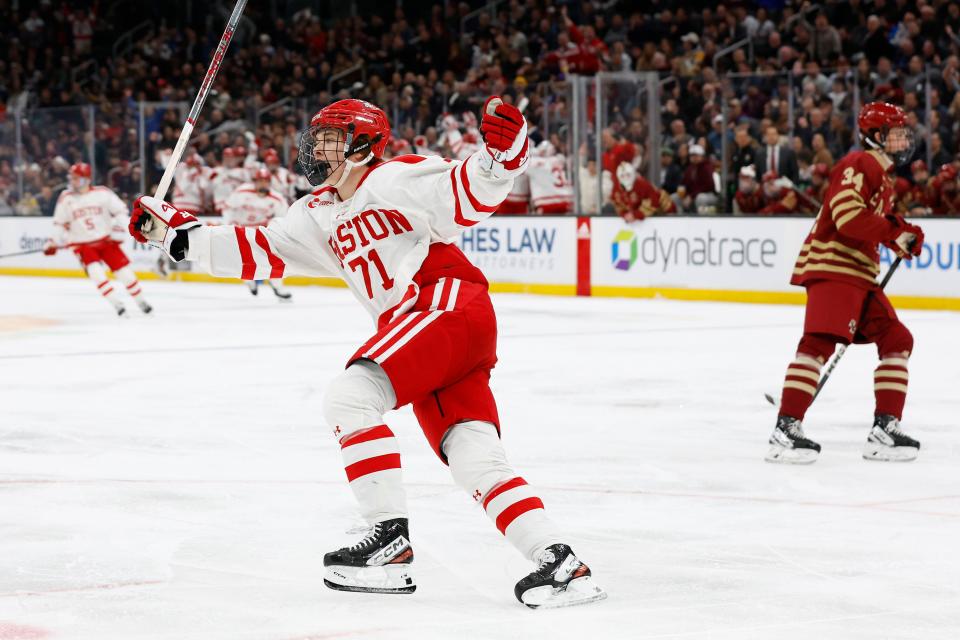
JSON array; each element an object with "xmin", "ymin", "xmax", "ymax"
[
  {"xmin": 323, "ymin": 360, "xmax": 407, "ymax": 523},
  {"xmin": 444, "ymin": 421, "xmax": 563, "ymax": 561},
  {"xmin": 87, "ymin": 262, "xmax": 123, "ymax": 310},
  {"xmin": 114, "ymin": 266, "xmax": 146, "ymax": 301}
]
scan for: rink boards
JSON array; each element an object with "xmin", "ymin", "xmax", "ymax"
[{"xmin": 2, "ymin": 215, "xmax": 959, "ymax": 310}]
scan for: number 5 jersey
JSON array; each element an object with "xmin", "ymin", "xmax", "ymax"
[{"xmin": 183, "ymin": 150, "xmax": 525, "ymax": 326}]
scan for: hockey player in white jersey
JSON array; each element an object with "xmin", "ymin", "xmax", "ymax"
[
  {"xmin": 527, "ymin": 141, "xmax": 574, "ymax": 214},
  {"xmin": 262, "ymin": 149, "xmax": 296, "ymax": 202},
  {"xmin": 210, "ymin": 146, "xmax": 250, "ymax": 214},
  {"xmin": 171, "ymin": 151, "xmax": 210, "ymax": 215},
  {"xmin": 130, "ymin": 97, "xmax": 605, "ymax": 609},
  {"xmin": 44, "ymin": 163, "xmax": 152, "ymax": 316},
  {"xmin": 222, "ymin": 167, "xmax": 292, "ymax": 300}
]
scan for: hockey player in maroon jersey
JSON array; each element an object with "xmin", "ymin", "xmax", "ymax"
[
  {"xmin": 767, "ymin": 102, "xmax": 924, "ymax": 464},
  {"xmin": 130, "ymin": 97, "xmax": 605, "ymax": 608},
  {"xmin": 928, "ymin": 163, "xmax": 960, "ymax": 215},
  {"xmin": 732, "ymin": 166, "xmax": 765, "ymax": 214},
  {"xmin": 757, "ymin": 170, "xmax": 801, "ymax": 214},
  {"xmin": 610, "ymin": 162, "xmax": 675, "ymax": 222}
]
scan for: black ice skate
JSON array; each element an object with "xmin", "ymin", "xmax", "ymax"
[
  {"xmin": 138, "ymin": 300, "xmax": 153, "ymax": 314},
  {"xmin": 514, "ymin": 544, "xmax": 606, "ymax": 609},
  {"xmin": 267, "ymin": 280, "xmax": 292, "ymax": 301},
  {"xmin": 765, "ymin": 415, "xmax": 821, "ymax": 464},
  {"xmin": 116, "ymin": 305, "xmax": 128, "ymax": 318},
  {"xmin": 247, "ymin": 280, "xmax": 259, "ymax": 296},
  {"xmin": 863, "ymin": 414, "xmax": 920, "ymax": 462},
  {"xmin": 323, "ymin": 518, "xmax": 415, "ymax": 594}
]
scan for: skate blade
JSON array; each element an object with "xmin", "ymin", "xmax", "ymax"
[
  {"xmin": 324, "ymin": 564, "xmax": 416, "ymax": 594},
  {"xmin": 862, "ymin": 444, "xmax": 918, "ymax": 462},
  {"xmin": 764, "ymin": 444, "xmax": 818, "ymax": 465},
  {"xmin": 521, "ymin": 576, "xmax": 607, "ymax": 610}
]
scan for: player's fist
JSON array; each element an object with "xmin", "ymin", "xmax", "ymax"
[
  {"xmin": 42, "ymin": 241, "xmax": 57, "ymax": 256},
  {"xmin": 884, "ymin": 215, "xmax": 924, "ymax": 259},
  {"xmin": 480, "ymin": 96, "xmax": 528, "ymax": 166},
  {"xmin": 130, "ymin": 195, "xmax": 200, "ymax": 261}
]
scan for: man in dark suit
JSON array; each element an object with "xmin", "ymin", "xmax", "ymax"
[{"xmin": 761, "ymin": 126, "xmax": 799, "ymax": 184}]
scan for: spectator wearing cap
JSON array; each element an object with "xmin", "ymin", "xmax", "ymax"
[
  {"xmin": 760, "ymin": 126, "xmax": 799, "ymax": 184},
  {"xmin": 681, "ymin": 144, "xmax": 716, "ymax": 204},
  {"xmin": 733, "ymin": 166, "xmax": 764, "ymax": 215},
  {"xmin": 678, "ymin": 33, "xmax": 703, "ymax": 77}
]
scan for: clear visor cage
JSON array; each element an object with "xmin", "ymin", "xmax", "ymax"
[
  {"xmin": 865, "ymin": 126, "xmax": 916, "ymax": 166},
  {"xmin": 297, "ymin": 123, "xmax": 379, "ymax": 186}
]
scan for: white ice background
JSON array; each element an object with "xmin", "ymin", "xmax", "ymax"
[{"xmin": 1, "ymin": 277, "xmax": 958, "ymax": 640}]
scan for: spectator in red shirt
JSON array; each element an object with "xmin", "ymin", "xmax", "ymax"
[{"xmin": 681, "ymin": 144, "xmax": 716, "ymax": 202}]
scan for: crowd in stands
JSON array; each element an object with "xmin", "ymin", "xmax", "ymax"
[{"xmin": 4, "ymin": 0, "xmax": 960, "ymax": 217}]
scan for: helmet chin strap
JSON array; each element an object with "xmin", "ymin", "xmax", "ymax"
[{"xmin": 332, "ymin": 152, "xmax": 374, "ymax": 190}]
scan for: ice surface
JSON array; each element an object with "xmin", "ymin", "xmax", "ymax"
[{"xmin": 1, "ymin": 276, "xmax": 958, "ymax": 640}]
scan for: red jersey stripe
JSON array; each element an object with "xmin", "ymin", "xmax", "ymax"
[
  {"xmin": 255, "ymin": 229, "xmax": 286, "ymax": 278},
  {"xmin": 483, "ymin": 477, "xmax": 527, "ymax": 510},
  {"xmin": 458, "ymin": 161, "xmax": 499, "ymax": 213},
  {"xmin": 450, "ymin": 169, "xmax": 479, "ymax": 227},
  {"xmin": 340, "ymin": 424, "xmax": 395, "ymax": 448},
  {"xmin": 494, "ymin": 497, "xmax": 544, "ymax": 534},
  {"xmin": 234, "ymin": 227, "xmax": 256, "ymax": 280},
  {"xmin": 345, "ymin": 453, "xmax": 402, "ymax": 482}
]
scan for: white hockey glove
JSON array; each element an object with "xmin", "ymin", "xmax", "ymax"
[{"xmin": 129, "ymin": 195, "xmax": 201, "ymax": 262}]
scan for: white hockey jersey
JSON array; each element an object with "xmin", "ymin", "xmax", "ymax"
[
  {"xmin": 52, "ymin": 186, "xmax": 128, "ymax": 246},
  {"xmin": 267, "ymin": 166, "xmax": 296, "ymax": 202},
  {"xmin": 222, "ymin": 184, "xmax": 289, "ymax": 227},
  {"xmin": 210, "ymin": 167, "xmax": 251, "ymax": 214},
  {"xmin": 173, "ymin": 164, "xmax": 211, "ymax": 214},
  {"xmin": 184, "ymin": 150, "xmax": 525, "ymax": 325},
  {"xmin": 527, "ymin": 155, "xmax": 574, "ymax": 214}
]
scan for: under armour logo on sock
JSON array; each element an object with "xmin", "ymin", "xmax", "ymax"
[
  {"xmin": 473, "ymin": 489, "xmax": 482, "ymax": 502},
  {"xmin": 333, "ymin": 425, "xmax": 342, "ymax": 437}
]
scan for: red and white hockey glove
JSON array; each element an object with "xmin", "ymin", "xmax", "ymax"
[
  {"xmin": 42, "ymin": 241, "xmax": 57, "ymax": 256},
  {"xmin": 480, "ymin": 96, "xmax": 528, "ymax": 169},
  {"xmin": 884, "ymin": 214, "xmax": 924, "ymax": 259},
  {"xmin": 130, "ymin": 195, "xmax": 201, "ymax": 262}
]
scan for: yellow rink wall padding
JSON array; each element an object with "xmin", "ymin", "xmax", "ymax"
[{"xmin": 3, "ymin": 266, "xmax": 959, "ymax": 311}]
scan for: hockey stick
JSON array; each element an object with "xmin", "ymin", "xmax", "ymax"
[
  {"xmin": 151, "ymin": 0, "xmax": 247, "ymax": 203},
  {"xmin": 764, "ymin": 253, "xmax": 907, "ymax": 406},
  {"xmin": 0, "ymin": 247, "xmax": 53, "ymax": 259}
]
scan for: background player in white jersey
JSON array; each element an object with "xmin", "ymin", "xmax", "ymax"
[
  {"xmin": 44, "ymin": 163, "xmax": 152, "ymax": 316},
  {"xmin": 131, "ymin": 97, "xmax": 605, "ymax": 609},
  {"xmin": 527, "ymin": 141, "xmax": 574, "ymax": 214},
  {"xmin": 171, "ymin": 150, "xmax": 210, "ymax": 215},
  {"xmin": 210, "ymin": 146, "xmax": 250, "ymax": 214},
  {"xmin": 262, "ymin": 149, "xmax": 296, "ymax": 202},
  {"xmin": 222, "ymin": 167, "xmax": 291, "ymax": 300}
]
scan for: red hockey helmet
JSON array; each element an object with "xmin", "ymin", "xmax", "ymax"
[
  {"xmin": 857, "ymin": 101, "xmax": 915, "ymax": 166},
  {"xmin": 939, "ymin": 163, "xmax": 957, "ymax": 180},
  {"xmin": 298, "ymin": 99, "xmax": 391, "ymax": 185},
  {"xmin": 253, "ymin": 166, "xmax": 271, "ymax": 182},
  {"xmin": 69, "ymin": 162, "xmax": 92, "ymax": 178},
  {"xmin": 263, "ymin": 148, "xmax": 280, "ymax": 163},
  {"xmin": 910, "ymin": 158, "xmax": 928, "ymax": 174},
  {"xmin": 233, "ymin": 146, "xmax": 247, "ymax": 157}
]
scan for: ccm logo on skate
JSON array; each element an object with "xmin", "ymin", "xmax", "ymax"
[{"xmin": 369, "ymin": 536, "xmax": 410, "ymax": 565}]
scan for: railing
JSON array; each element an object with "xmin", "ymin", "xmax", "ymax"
[
  {"xmin": 112, "ymin": 20, "xmax": 153, "ymax": 60},
  {"xmin": 713, "ymin": 37, "xmax": 753, "ymax": 73},
  {"xmin": 327, "ymin": 63, "xmax": 366, "ymax": 94},
  {"xmin": 459, "ymin": 0, "xmax": 508, "ymax": 37}
]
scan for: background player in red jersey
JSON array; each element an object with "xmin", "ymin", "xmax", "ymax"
[
  {"xmin": 767, "ymin": 102, "xmax": 924, "ymax": 464},
  {"xmin": 44, "ymin": 163, "xmax": 152, "ymax": 316},
  {"xmin": 757, "ymin": 171, "xmax": 801, "ymax": 214},
  {"xmin": 611, "ymin": 161, "xmax": 676, "ymax": 221},
  {"xmin": 733, "ymin": 166, "xmax": 765, "ymax": 214}
]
